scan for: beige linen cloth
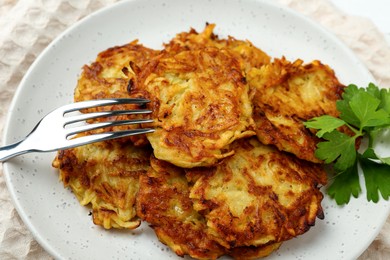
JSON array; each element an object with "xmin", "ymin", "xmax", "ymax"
[{"xmin": 0, "ymin": 0, "xmax": 389, "ymax": 259}]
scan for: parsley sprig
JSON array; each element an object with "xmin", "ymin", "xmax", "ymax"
[{"xmin": 304, "ymin": 83, "xmax": 390, "ymax": 205}]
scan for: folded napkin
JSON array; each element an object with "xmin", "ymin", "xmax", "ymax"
[{"xmin": 0, "ymin": 0, "xmax": 389, "ymax": 259}]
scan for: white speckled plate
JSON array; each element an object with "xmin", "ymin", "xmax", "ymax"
[{"xmin": 3, "ymin": 0, "xmax": 390, "ymax": 259}]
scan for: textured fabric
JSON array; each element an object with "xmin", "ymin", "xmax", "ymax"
[
  {"xmin": 0, "ymin": 1, "xmax": 120, "ymax": 259},
  {"xmin": 0, "ymin": 0, "xmax": 389, "ymax": 259}
]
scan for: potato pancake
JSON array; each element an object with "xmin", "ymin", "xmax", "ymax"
[
  {"xmin": 136, "ymin": 156, "xmax": 226, "ymax": 259},
  {"xmin": 229, "ymin": 243, "xmax": 283, "ymax": 260},
  {"xmin": 75, "ymin": 40, "xmax": 158, "ymax": 102},
  {"xmin": 165, "ymin": 23, "xmax": 271, "ymax": 73},
  {"xmin": 137, "ymin": 156, "xmax": 282, "ymax": 259},
  {"xmin": 52, "ymin": 136, "xmax": 151, "ymax": 229},
  {"xmin": 248, "ymin": 58, "xmax": 344, "ymax": 162},
  {"xmin": 186, "ymin": 137, "xmax": 326, "ymax": 248},
  {"xmin": 74, "ymin": 41, "xmax": 159, "ymax": 146},
  {"xmin": 134, "ymin": 47, "xmax": 255, "ymax": 168}
]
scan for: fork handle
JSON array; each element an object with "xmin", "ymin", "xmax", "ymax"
[{"xmin": 0, "ymin": 140, "xmax": 30, "ymax": 162}]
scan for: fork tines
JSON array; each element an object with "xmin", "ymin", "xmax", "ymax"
[
  {"xmin": 63, "ymin": 98, "xmax": 150, "ymax": 113},
  {"xmin": 63, "ymin": 98, "xmax": 154, "ymax": 140}
]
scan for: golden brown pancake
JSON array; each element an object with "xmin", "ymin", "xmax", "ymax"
[
  {"xmin": 228, "ymin": 243, "xmax": 283, "ymax": 260},
  {"xmin": 137, "ymin": 156, "xmax": 282, "ymax": 259},
  {"xmin": 134, "ymin": 47, "xmax": 256, "ymax": 168},
  {"xmin": 75, "ymin": 40, "xmax": 158, "ymax": 102},
  {"xmin": 52, "ymin": 135, "xmax": 151, "ymax": 229},
  {"xmin": 136, "ymin": 156, "xmax": 226, "ymax": 259},
  {"xmin": 74, "ymin": 41, "xmax": 159, "ymax": 146},
  {"xmin": 164, "ymin": 23, "xmax": 271, "ymax": 73},
  {"xmin": 248, "ymin": 57, "xmax": 344, "ymax": 163},
  {"xmin": 186, "ymin": 137, "xmax": 327, "ymax": 248}
]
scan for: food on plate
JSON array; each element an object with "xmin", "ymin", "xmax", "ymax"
[
  {"xmin": 74, "ymin": 41, "xmax": 158, "ymax": 103},
  {"xmin": 248, "ymin": 58, "xmax": 344, "ymax": 163},
  {"xmin": 136, "ymin": 156, "xmax": 226, "ymax": 259},
  {"xmin": 228, "ymin": 242, "xmax": 283, "ymax": 260},
  {"xmin": 304, "ymin": 83, "xmax": 390, "ymax": 205},
  {"xmin": 74, "ymin": 41, "xmax": 159, "ymax": 146},
  {"xmin": 52, "ymin": 24, "xmax": 345, "ymax": 259},
  {"xmin": 186, "ymin": 138, "xmax": 326, "ymax": 248},
  {"xmin": 164, "ymin": 23, "xmax": 271, "ymax": 72},
  {"xmin": 134, "ymin": 47, "xmax": 255, "ymax": 168},
  {"xmin": 52, "ymin": 134, "xmax": 151, "ymax": 229},
  {"xmin": 137, "ymin": 154, "xmax": 284, "ymax": 259}
]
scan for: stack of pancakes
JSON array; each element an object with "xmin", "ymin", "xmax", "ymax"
[{"xmin": 52, "ymin": 24, "xmax": 344, "ymax": 259}]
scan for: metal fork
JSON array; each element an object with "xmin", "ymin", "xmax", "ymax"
[{"xmin": 0, "ymin": 98, "xmax": 154, "ymax": 162}]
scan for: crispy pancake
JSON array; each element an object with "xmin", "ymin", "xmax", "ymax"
[
  {"xmin": 74, "ymin": 41, "xmax": 159, "ymax": 146},
  {"xmin": 75, "ymin": 40, "xmax": 158, "ymax": 102},
  {"xmin": 135, "ymin": 47, "xmax": 256, "ymax": 168},
  {"xmin": 52, "ymin": 136, "xmax": 151, "ymax": 229},
  {"xmin": 165, "ymin": 23, "xmax": 271, "ymax": 73},
  {"xmin": 136, "ymin": 156, "xmax": 226, "ymax": 259},
  {"xmin": 137, "ymin": 156, "xmax": 281, "ymax": 259},
  {"xmin": 229, "ymin": 243, "xmax": 282, "ymax": 260},
  {"xmin": 186, "ymin": 137, "xmax": 327, "ymax": 248},
  {"xmin": 248, "ymin": 58, "xmax": 344, "ymax": 163}
]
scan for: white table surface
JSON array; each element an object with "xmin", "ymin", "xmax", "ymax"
[{"xmin": 330, "ymin": 0, "xmax": 390, "ymax": 43}]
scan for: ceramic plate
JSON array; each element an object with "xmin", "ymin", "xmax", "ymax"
[{"xmin": 3, "ymin": 0, "xmax": 390, "ymax": 259}]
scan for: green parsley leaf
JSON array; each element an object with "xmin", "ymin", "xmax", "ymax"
[
  {"xmin": 327, "ymin": 160, "xmax": 361, "ymax": 205},
  {"xmin": 380, "ymin": 157, "xmax": 390, "ymax": 165},
  {"xmin": 315, "ymin": 130, "xmax": 357, "ymax": 171},
  {"xmin": 305, "ymin": 83, "xmax": 390, "ymax": 205},
  {"xmin": 349, "ymin": 91, "xmax": 390, "ymax": 129},
  {"xmin": 336, "ymin": 84, "xmax": 361, "ymax": 127},
  {"xmin": 303, "ymin": 115, "xmax": 345, "ymax": 138},
  {"xmin": 361, "ymin": 148, "xmax": 378, "ymax": 160},
  {"xmin": 360, "ymin": 156, "xmax": 390, "ymax": 202},
  {"xmin": 367, "ymin": 126, "xmax": 390, "ymax": 165},
  {"xmin": 367, "ymin": 82, "xmax": 381, "ymax": 98},
  {"xmin": 379, "ymin": 88, "xmax": 390, "ymax": 114},
  {"xmin": 342, "ymin": 84, "xmax": 360, "ymax": 100}
]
